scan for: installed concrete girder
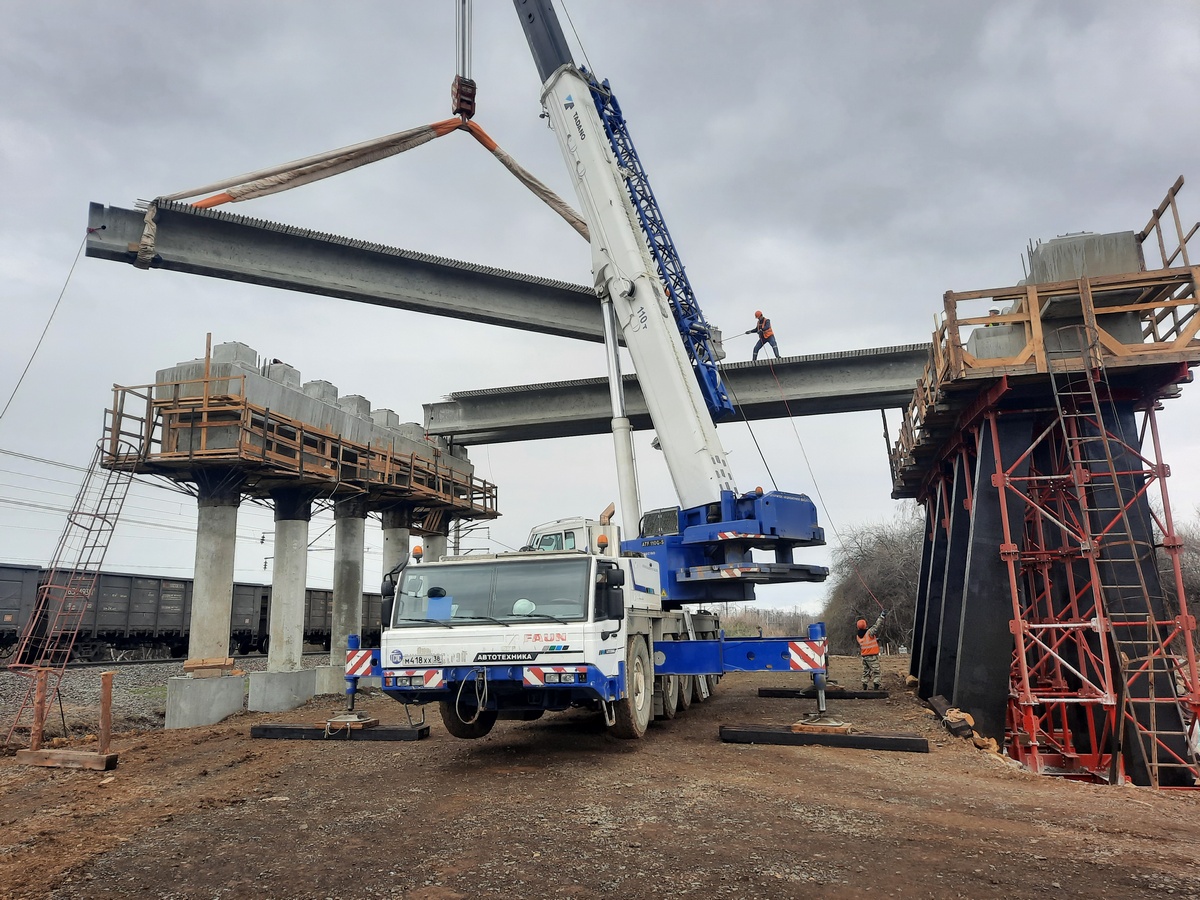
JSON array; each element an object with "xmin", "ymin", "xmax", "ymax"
[
  {"xmin": 86, "ymin": 201, "xmax": 606, "ymax": 341},
  {"xmin": 424, "ymin": 344, "xmax": 931, "ymax": 444}
]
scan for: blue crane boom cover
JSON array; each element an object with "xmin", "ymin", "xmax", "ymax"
[
  {"xmin": 623, "ymin": 490, "xmax": 828, "ymax": 607},
  {"xmin": 584, "ymin": 74, "xmax": 736, "ymax": 423}
]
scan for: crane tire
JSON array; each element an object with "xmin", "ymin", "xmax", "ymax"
[
  {"xmin": 611, "ymin": 636, "xmax": 652, "ymax": 739},
  {"xmin": 658, "ymin": 673, "xmax": 679, "ymax": 719},
  {"xmin": 677, "ymin": 675, "xmax": 693, "ymax": 710},
  {"xmin": 438, "ymin": 700, "xmax": 498, "ymax": 739}
]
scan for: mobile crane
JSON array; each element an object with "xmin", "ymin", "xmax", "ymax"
[{"xmin": 346, "ymin": 0, "xmax": 831, "ymax": 739}]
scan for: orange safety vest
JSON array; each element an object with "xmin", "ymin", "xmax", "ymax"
[
  {"xmin": 857, "ymin": 631, "xmax": 880, "ymax": 656},
  {"xmin": 756, "ymin": 317, "xmax": 774, "ymax": 339}
]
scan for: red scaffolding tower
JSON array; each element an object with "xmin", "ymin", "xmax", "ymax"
[{"xmin": 893, "ymin": 177, "xmax": 1200, "ymax": 787}]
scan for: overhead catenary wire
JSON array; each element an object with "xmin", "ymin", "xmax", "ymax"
[{"xmin": 0, "ymin": 232, "xmax": 93, "ymax": 425}]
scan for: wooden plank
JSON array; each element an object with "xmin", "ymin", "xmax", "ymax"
[
  {"xmin": 1027, "ymin": 285, "xmax": 1046, "ymax": 373},
  {"xmin": 16, "ymin": 749, "xmax": 119, "ymax": 771},
  {"xmin": 316, "ymin": 717, "xmax": 378, "ymax": 730},
  {"xmin": 99, "ymin": 671, "xmax": 113, "ymax": 754},
  {"xmin": 249, "ymin": 724, "xmax": 430, "ymax": 741},
  {"xmin": 719, "ymin": 724, "xmax": 929, "ymax": 753},
  {"xmin": 183, "ymin": 656, "xmax": 234, "ymax": 671},
  {"xmin": 790, "ymin": 722, "xmax": 852, "ymax": 734},
  {"xmin": 1170, "ymin": 277, "xmax": 1200, "ymax": 348},
  {"xmin": 758, "ymin": 688, "xmax": 889, "ymax": 701}
]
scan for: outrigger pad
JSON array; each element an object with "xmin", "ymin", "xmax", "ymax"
[
  {"xmin": 719, "ymin": 724, "xmax": 928, "ymax": 753},
  {"xmin": 250, "ymin": 724, "xmax": 430, "ymax": 741},
  {"xmin": 758, "ymin": 687, "xmax": 889, "ymax": 700}
]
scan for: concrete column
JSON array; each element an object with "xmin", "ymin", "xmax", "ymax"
[
  {"xmin": 187, "ymin": 475, "xmax": 242, "ymax": 662},
  {"xmin": 331, "ymin": 496, "xmax": 368, "ymax": 664},
  {"xmin": 267, "ymin": 491, "xmax": 312, "ymax": 673},
  {"xmin": 425, "ymin": 533, "xmax": 449, "ymax": 562},
  {"xmin": 381, "ymin": 508, "xmax": 412, "ymax": 590},
  {"xmin": 171, "ymin": 472, "xmax": 246, "ymax": 730}
]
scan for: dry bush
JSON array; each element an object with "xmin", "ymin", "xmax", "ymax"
[{"xmin": 821, "ymin": 504, "xmax": 924, "ymax": 655}]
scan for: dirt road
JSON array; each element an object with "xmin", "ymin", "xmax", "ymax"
[{"xmin": 2, "ymin": 656, "xmax": 1198, "ymax": 899}]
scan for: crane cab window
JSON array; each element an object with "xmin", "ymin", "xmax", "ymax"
[{"xmin": 536, "ymin": 530, "xmax": 577, "ymax": 551}]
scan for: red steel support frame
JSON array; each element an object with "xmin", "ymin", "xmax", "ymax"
[{"xmin": 987, "ymin": 403, "xmax": 1200, "ymax": 784}]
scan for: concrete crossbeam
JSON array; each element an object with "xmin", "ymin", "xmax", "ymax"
[
  {"xmin": 424, "ymin": 345, "xmax": 931, "ymax": 444},
  {"xmin": 86, "ymin": 201, "xmax": 606, "ymax": 342}
]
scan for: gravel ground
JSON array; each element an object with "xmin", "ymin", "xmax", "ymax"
[
  {"xmin": 3, "ymin": 656, "xmax": 1199, "ymax": 900},
  {"xmin": 2, "ymin": 651, "xmax": 330, "ymax": 741}
]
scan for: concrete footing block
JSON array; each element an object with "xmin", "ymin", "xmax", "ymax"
[
  {"xmin": 314, "ymin": 665, "xmax": 349, "ymax": 696},
  {"xmin": 248, "ymin": 669, "xmax": 318, "ymax": 713},
  {"xmin": 165, "ymin": 675, "xmax": 246, "ymax": 729},
  {"xmin": 312, "ymin": 666, "xmax": 382, "ymax": 695}
]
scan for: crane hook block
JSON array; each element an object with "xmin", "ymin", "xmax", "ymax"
[{"xmin": 452, "ymin": 75, "xmax": 477, "ymax": 120}]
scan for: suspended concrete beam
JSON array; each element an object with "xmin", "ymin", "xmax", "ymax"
[
  {"xmin": 85, "ymin": 201, "xmax": 606, "ymax": 342},
  {"xmin": 424, "ymin": 344, "xmax": 931, "ymax": 444}
]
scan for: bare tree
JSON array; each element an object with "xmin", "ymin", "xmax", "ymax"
[
  {"xmin": 720, "ymin": 607, "xmax": 821, "ymax": 638},
  {"xmin": 822, "ymin": 504, "xmax": 925, "ymax": 655},
  {"xmin": 1157, "ymin": 505, "xmax": 1200, "ymax": 646}
]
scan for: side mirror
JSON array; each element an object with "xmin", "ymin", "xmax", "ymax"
[
  {"xmin": 604, "ymin": 569, "xmax": 625, "ymax": 587},
  {"xmin": 604, "ymin": 586, "xmax": 625, "ymax": 621},
  {"xmin": 381, "ymin": 596, "xmax": 395, "ymax": 630}
]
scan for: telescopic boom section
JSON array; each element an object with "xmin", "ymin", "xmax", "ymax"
[{"xmin": 513, "ymin": 0, "xmax": 736, "ymax": 510}]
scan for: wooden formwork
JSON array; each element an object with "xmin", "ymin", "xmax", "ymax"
[
  {"xmin": 102, "ymin": 373, "xmax": 497, "ymax": 525},
  {"xmin": 891, "ymin": 178, "xmax": 1200, "ymax": 499}
]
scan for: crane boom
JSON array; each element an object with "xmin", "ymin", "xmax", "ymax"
[
  {"xmin": 515, "ymin": 0, "xmax": 827, "ymax": 604},
  {"xmin": 514, "ymin": 0, "xmax": 735, "ymax": 512}
]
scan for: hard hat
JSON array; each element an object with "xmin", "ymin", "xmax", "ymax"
[
  {"xmin": 856, "ymin": 618, "xmax": 867, "ymax": 630},
  {"xmin": 754, "ymin": 310, "xmax": 762, "ymax": 317},
  {"xmin": 512, "ymin": 598, "xmax": 536, "ymax": 616}
]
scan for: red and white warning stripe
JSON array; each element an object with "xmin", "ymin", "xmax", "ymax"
[
  {"xmin": 716, "ymin": 531, "xmax": 769, "ymax": 541},
  {"xmin": 789, "ymin": 640, "xmax": 826, "ymax": 671},
  {"xmin": 345, "ymin": 649, "xmax": 374, "ymax": 676},
  {"xmin": 385, "ymin": 668, "xmax": 444, "ymax": 688},
  {"xmin": 523, "ymin": 665, "xmax": 587, "ymax": 686}
]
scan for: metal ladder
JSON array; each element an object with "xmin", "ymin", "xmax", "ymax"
[
  {"xmin": 1046, "ymin": 328, "xmax": 1197, "ymax": 786},
  {"xmin": 5, "ymin": 441, "xmax": 136, "ymax": 748}
]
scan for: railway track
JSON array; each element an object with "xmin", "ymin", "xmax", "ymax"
[{"xmin": 61, "ymin": 650, "xmax": 330, "ymax": 670}]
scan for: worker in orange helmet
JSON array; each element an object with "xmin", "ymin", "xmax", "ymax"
[
  {"xmin": 745, "ymin": 310, "xmax": 780, "ymax": 361},
  {"xmin": 856, "ymin": 610, "xmax": 887, "ymax": 690}
]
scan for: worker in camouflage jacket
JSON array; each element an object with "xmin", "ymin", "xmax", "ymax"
[{"xmin": 856, "ymin": 610, "xmax": 887, "ymax": 690}]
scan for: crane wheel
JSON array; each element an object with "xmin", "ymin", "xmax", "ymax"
[
  {"xmin": 438, "ymin": 700, "xmax": 498, "ymax": 739},
  {"xmin": 610, "ymin": 636, "xmax": 651, "ymax": 739},
  {"xmin": 658, "ymin": 673, "xmax": 680, "ymax": 719},
  {"xmin": 677, "ymin": 675, "xmax": 693, "ymax": 710}
]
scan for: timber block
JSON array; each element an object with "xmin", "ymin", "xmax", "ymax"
[
  {"xmin": 720, "ymin": 723, "xmax": 929, "ymax": 753},
  {"xmin": 16, "ymin": 749, "xmax": 119, "ymax": 770},
  {"xmin": 759, "ymin": 687, "xmax": 889, "ymax": 700},
  {"xmin": 927, "ymin": 694, "xmax": 974, "ymax": 738},
  {"xmin": 249, "ymin": 724, "xmax": 429, "ymax": 741}
]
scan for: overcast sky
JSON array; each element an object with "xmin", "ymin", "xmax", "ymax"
[{"xmin": 2, "ymin": 1, "xmax": 1199, "ymax": 613}]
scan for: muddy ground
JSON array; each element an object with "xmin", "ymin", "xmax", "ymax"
[{"xmin": 2, "ymin": 655, "xmax": 1199, "ymax": 899}]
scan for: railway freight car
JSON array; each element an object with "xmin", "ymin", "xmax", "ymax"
[{"xmin": 0, "ymin": 563, "xmax": 382, "ymax": 660}]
